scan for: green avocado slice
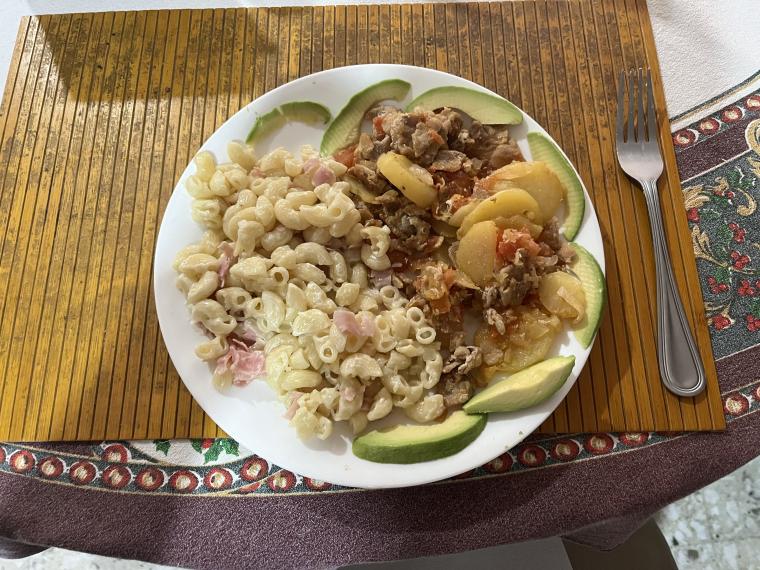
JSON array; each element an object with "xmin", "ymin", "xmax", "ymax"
[
  {"xmin": 320, "ymin": 79, "xmax": 411, "ymax": 156},
  {"xmin": 352, "ymin": 411, "xmax": 486, "ymax": 464},
  {"xmin": 463, "ymin": 356, "xmax": 575, "ymax": 414},
  {"xmin": 527, "ymin": 131, "xmax": 585, "ymax": 240},
  {"xmin": 569, "ymin": 243, "xmax": 606, "ymax": 348},
  {"xmin": 246, "ymin": 101, "xmax": 331, "ymax": 144},
  {"xmin": 406, "ymin": 85, "xmax": 523, "ymax": 124}
]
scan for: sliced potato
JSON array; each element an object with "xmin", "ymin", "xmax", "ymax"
[
  {"xmin": 456, "ymin": 220, "xmax": 498, "ymax": 286},
  {"xmin": 478, "ymin": 161, "xmax": 564, "ymax": 220},
  {"xmin": 492, "ymin": 214, "xmax": 543, "ymax": 239},
  {"xmin": 477, "ymin": 306, "xmax": 562, "ymax": 377},
  {"xmin": 539, "ymin": 271, "xmax": 587, "ymax": 324},
  {"xmin": 377, "ymin": 152, "xmax": 436, "ymax": 208},
  {"xmin": 457, "ymin": 188, "xmax": 543, "ymax": 238},
  {"xmin": 344, "ymin": 175, "xmax": 382, "ymax": 204},
  {"xmin": 501, "ymin": 334, "xmax": 556, "ymax": 373},
  {"xmin": 447, "ymin": 200, "xmax": 480, "ymax": 227},
  {"xmin": 478, "ymin": 335, "xmax": 556, "ymax": 378}
]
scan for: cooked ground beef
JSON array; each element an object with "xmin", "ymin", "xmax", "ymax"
[
  {"xmin": 451, "ymin": 122, "xmax": 524, "ymax": 172},
  {"xmin": 539, "ymin": 217, "xmax": 563, "ymax": 251},
  {"xmin": 413, "ymin": 263, "xmax": 449, "ymax": 301},
  {"xmin": 429, "ymin": 300, "xmax": 467, "ymax": 353},
  {"xmin": 443, "ymin": 345, "xmax": 482, "ymax": 375},
  {"xmin": 485, "ymin": 307, "xmax": 507, "ymax": 335},
  {"xmin": 353, "ymin": 199, "xmax": 374, "ymax": 223},
  {"xmin": 429, "ymin": 149, "xmax": 470, "ymax": 172},
  {"xmin": 377, "ymin": 107, "xmax": 463, "ymax": 163},
  {"xmin": 436, "ymin": 345, "xmax": 482, "ymax": 409},
  {"xmin": 439, "ymin": 377, "xmax": 474, "ymax": 408},
  {"xmin": 381, "ymin": 202, "xmax": 433, "ymax": 254},
  {"xmin": 355, "ymin": 132, "xmax": 392, "ymax": 161},
  {"xmin": 411, "ymin": 122, "xmax": 446, "ymax": 165},
  {"xmin": 558, "ymin": 242, "xmax": 576, "ymax": 264},
  {"xmin": 482, "ymin": 256, "xmax": 540, "ymax": 309},
  {"xmin": 406, "ymin": 293, "xmax": 428, "ymax": 310},
  {"xmin": 432, "ymin": 170, "xmax": 478, "ymax": 213},
  {"xmin": 480, "ymin": 217, "xmax": 571, "ymax": 312},
  {"xmin": 375, "ymin": 189, "xmax": 401, "ymax": 206}
]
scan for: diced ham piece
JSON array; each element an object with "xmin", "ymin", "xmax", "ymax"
[
  {"xmin": 217, "ymin": 241, "xmax": 237, "ymax": 287},
  {"xmin": 215, "ymin": 341, "xmax": 265, "ymax": 387},
  {"xmin": 239, "ymin": 320, "xmax": 258, "ymax": 345},
  {"xmin": 333, "ymin": 309, "xmax": 376, "ymax": 338},
  {"xmin": 231, "ymin": 350, "xmax": 265, "ymax": 386},
  {"xmin": 214, "ymin": 350, "xmax": 234, "ymax": 377},
  {"xmin": 283, "ymin": 392, "xmax": 303, "ymax": 420},
  {"xmin": 303, "ymin": 158, "xmax": 320, "ymax": 173},
  {"xmin": 311, "ymin": 165, "xmax": 336, "ymax": 187}
]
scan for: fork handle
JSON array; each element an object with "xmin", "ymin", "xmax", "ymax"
[{"xmin": 641, "ymin": 179, "xmax": 706, "ymax": 397}]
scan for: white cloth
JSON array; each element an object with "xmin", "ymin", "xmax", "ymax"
[{"xmin": 648, "ymin": 0, "xmax": 760, "ymax": 127}]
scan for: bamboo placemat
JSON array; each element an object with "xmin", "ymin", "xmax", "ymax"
[{"xmin": 0, "ymin": 1, "xmax": 725, "ymax": 442}]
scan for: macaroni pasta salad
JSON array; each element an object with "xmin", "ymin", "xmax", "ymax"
[{"xmin": 174, "ymin": 143, "xmax": 443, "ymax": 439}]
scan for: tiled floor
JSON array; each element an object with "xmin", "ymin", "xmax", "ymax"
[
  {"xmin": 654, "ymin": 455, "xmax": 760, "ymax": 570},
  {"xmin": 2, "ymin": 456, "xmax": 759, "ymax": 569}
]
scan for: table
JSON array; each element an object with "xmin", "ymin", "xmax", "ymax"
[{"xmin": 1, "ymin": 1, "xmax": 759, "ymax": 569}]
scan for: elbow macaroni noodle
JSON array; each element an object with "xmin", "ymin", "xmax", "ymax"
[{"xmin": 174, "ymin": 145, "xmax": 443, "ymax": 440}]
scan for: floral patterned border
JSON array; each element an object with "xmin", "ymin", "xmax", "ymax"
[
  {"xmin": 683, "ymin": 115, "xmax": 760, "ymax": 358},
  {"xmin": 1, "ymin": 377, "xmax": 758, "ymax": 496},
  {"xmin": 672, "ymin": 91, "xmax": 760, "ymax": 149}
]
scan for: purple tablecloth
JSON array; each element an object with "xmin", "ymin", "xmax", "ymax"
[{"xmin": 1, "ymin": 70, "xmax": 760, "ymax": 570}]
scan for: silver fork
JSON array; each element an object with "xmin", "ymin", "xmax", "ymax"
[{"xmin": 615, "ymin": 68, "xmax": 706, "ymax": 397}]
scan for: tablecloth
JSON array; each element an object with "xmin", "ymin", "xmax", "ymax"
[{"xmin": 1, "ymin": 1, "xmax": 760, "ymax": 568}]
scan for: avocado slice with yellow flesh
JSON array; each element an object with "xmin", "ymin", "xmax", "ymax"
[
  {"xmin": 352, "ymin": 411, "xmax": 486, "ymax": 464},
  {"xmin": 464, "ymin": 356, "xmax": 575, "ymax": 414}
]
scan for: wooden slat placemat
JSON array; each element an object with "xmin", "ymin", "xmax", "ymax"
[{"xmin": 0, "ymin": 1, "xmax": 725, "ymax": 442}]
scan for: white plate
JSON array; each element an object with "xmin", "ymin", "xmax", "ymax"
[{"xmin": 154, "ymin": 64, "xmax": 605, "ymax": 489}]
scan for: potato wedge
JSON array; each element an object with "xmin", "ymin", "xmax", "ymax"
[
  {"xmin": 377, "ymin": 152, "xmax": 436, "ymax": 208},
  {"xmin": 477, "ymin": 306, "xmax": 563, "ymax": 376},
  {"xmin": 539, "ymin": 271, "xmax": 587, "ymax": 324},
  {"xmin": 456, "ymin": 220, "xmax": 498, "ymax": 286},
  {"xmin": 479, "ymin": 161, "xmax": 564, "ymax": 219},
  {"xmin": 492, "ymin": 214, "xmax": 543, "ymax": 239},
  {"xmin": 457, "ymin": 188, "xmax": 543, "ymax": 238},
  {"xmin": 447, "ymin": 199, "xmax": 480, "ymax": 227}
]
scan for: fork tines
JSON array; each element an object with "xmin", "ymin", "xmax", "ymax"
[{"xmin": 616, "ymin": 67, "xmax": 657, "ymax": 145}]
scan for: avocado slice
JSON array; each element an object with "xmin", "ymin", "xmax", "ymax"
[
  {"xmin": 569, "ymin": 243, "xmax": 606, "ymax": 348},
  {"xmin": 463, "ymin": 356, "xmax": 575, "ymax": 414},
  {"xmin": 406, "ymin": 86, "xmax": 523, "ymax": 125},
  {"xmin": 352, "ymin": 411, "xmax": 486, "ymax": 464},
  {"xmin": 320, "ymin": 79, "xmax": 411, "ymax": 156},
  {"xmin": 527, "ymin": 132, "xmax": 585, "ymax": 241},
  {"xmin": 246, "ymin": 101, "xmax": 331, "ymax": 144}
]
